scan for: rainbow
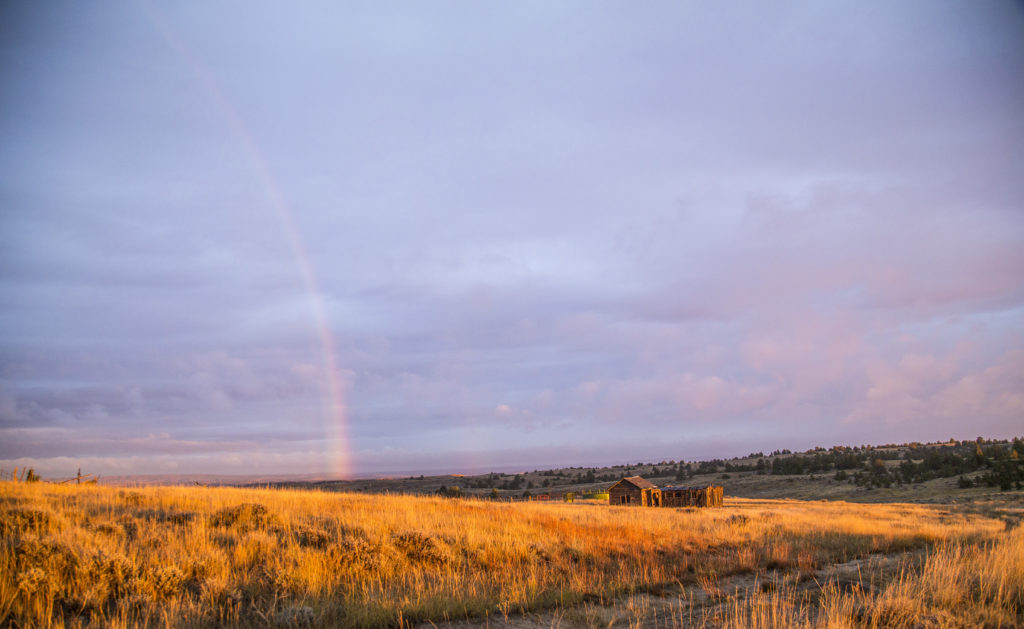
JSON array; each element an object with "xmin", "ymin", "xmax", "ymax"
[{"xmin": 142, "ymin": 3, "xmax": 352, "ymax": 478}]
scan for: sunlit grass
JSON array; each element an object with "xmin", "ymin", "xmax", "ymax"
[
  {"xmin": 640, "ymin": 524, "xmax": 1024, "ymax": 629},
  {"xmin": 0, "ymin": 481, "xmax": 1011, "ymax": 628}
]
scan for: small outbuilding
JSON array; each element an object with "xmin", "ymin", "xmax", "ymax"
[
  {"xmin": 608, "ymin": 476, "xmax": 661, "ymax": 506},
  {"xmin": 660, "ymin": 485, "xmax": 723, "ymax": 507}
]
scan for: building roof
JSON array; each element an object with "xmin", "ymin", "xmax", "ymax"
[{"xmin": 609, "ymin": 476, "xmax": 657, "ymax": 491}]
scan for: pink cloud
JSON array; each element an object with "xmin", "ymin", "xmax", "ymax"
[{"xmin": 843, "ymin": 348, "xmax": 1024, "ymax": 434}]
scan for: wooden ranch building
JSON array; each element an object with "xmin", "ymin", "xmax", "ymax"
[
  {"xmin": 607, "ymin": 476, "xmax": 723, "ymax": 508},
  {"xmin": 607, "ymin": 476, "xmax": 661, "ymax": 506}
]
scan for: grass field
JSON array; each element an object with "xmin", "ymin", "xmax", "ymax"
[{"xmin": 1, "ymin": 481, "xmax": 1021, "ymax": 628}]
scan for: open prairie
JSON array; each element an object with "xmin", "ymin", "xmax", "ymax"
[{"xmin": 2, "ymin": 481, "xmax": 1022, "ymax": 628}]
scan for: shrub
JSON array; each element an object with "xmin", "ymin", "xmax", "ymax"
[{"xmin": 209, "ymin": 502, "xmax": 278, "ymax": 530}]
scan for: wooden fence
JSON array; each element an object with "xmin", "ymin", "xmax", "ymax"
[{"xmin": 0, "ymin": 467, "xmax": 98, "ymax": 484}]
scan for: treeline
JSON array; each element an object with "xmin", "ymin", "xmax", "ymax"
[
  {"xmin": 656, "ymin": 438, "xmax": 1024, "ymax": 491},
  {"xmin": 460, "ymin": 465, "xmax": 659, "ymax": 491},
  {"xmin": 770, "ymin": 439, "xmax": 1024, "ymax": 490},
  {"xmin": 434, "ymin": 437, "xmax": 1023, "ymax": 498}
]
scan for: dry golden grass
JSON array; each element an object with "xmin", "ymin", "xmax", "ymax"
[
  {"xmin": 0, "ymin": 481, "xmax": 1013, "ymax": 628},
  {"xmin": 598, "ymin": 523, "xmax": 1024, "ymax": 629}
]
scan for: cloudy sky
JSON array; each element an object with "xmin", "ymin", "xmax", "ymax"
[{"xmin": 2, "ymin": 2, "xmax": 1023, "ymax": 478}]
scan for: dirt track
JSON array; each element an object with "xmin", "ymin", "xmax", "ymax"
[{"xmin": 420, "ymin": 551, "xmax": 908, "ymax": 629}]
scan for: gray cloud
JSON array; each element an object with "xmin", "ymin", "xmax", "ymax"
[{"xmin": 2, "ymin": 2, "xmax": 1023, "ymax": 477}]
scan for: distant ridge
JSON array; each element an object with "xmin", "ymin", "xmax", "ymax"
[{"xmin": 98, "ymin": 473, "xmax": 337, "ymax": 487}]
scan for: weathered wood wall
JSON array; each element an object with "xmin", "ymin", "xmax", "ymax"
[
  {"xmin": 608, "ymin": 485, "xmax": 640, "ymax": 505},
  {"xmin": 660, "ymin": 486, "xmax": 724, "ymax": 507}
]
